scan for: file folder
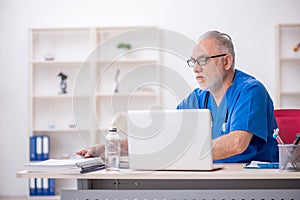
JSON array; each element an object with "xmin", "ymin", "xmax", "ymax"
[
  {"xmin": 42, "ymin": 178, "xmax": 49, "ymax": 195},
  {"xmin": 42, "ymin": 136, "xmax": 49, "ymax": 160},
  {"xmin": 36, "ymin": 178, "xmax": 42, "ymax": 196},
  {"xmin": 30, "ymin": 137, "xmax": 36, "ymax": 161},
  {"xmin": 29, "ymin": 135, "xmax": 50, "ymax": 161},
  {"xmin": 29, "ymin": 178, "xmax": 36, "ymax": 196},
  {"xmin": 48, "ymin": 179, "xmax": 55, "ymax": 195},
  {"xmin": 36, "ymin": 137, "xmax": 43, "ymax": 161},
  {"xmin": 29, "ymin": 178, "xmax": 56, "ymax": 196}
]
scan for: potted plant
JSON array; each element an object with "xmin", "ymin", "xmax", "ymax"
[
  {"xmin": 117, "ymin": 42, "xmax": 132, "ymax": 50},
  {"xmin": 116, "ymin": 42, "xmax": 132, "ymax": 58}
]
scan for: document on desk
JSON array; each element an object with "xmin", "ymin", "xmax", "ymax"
[
  {"xmin": 24, "ymin": 157, "xmax": 104, "ymax": 174},
  {"xmin": 245, "ymin": 160, "xmax": 279, "ymax": 169}
]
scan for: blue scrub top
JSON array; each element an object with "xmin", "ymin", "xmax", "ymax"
[{"xmin": 177, "ymin": 69, "xmax": 279, "ymax": 163}]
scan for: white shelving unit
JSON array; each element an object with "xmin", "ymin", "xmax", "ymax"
[
  {"xmin": 28, "ymin": 26, "xmax": 161, "ymax": 199},
  {"xmin": 276, "ymin": 24, "xmax": 300, "ymax": 108}
]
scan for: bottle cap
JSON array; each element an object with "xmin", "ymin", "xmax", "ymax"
[{"xmin": 109, "ymin": 126, "xmax": 117, "ymax": 132}]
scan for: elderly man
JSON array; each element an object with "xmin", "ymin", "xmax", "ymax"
[{"xmin": 178, "ymin": 30, "xmax": 278, "ymax": 163}]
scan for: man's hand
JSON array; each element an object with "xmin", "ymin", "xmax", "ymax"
[
  {"xmin": 75, "ymin": 139, "xmax": 128, "ymax": 159},
  {"xmin": 76, "ymin": 144, "xmax": 105, "ymax": 159}
]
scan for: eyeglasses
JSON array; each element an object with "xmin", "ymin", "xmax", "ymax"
[{"xmin": 187, "ymin": 54, "xmax": 227, "ymax": 68}]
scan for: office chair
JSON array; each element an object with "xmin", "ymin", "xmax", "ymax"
[{"xmin": 274, "ymin": 109, "xmax": 300, "ymax": 144}]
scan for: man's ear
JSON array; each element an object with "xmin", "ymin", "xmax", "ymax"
[{"xmin": 223, "ymin": 54, "xmax": 233, "ymax": 70}]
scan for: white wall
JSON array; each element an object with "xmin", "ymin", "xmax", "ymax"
[{"xmin": 1, "ymin": 0, "xmax": 300, "ymax": 196}]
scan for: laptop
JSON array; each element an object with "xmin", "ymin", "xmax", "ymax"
[{"xmin": 127, "ymin": 109, "xmax": 220, "ymax": 171}]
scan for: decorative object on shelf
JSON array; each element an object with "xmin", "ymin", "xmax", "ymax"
[
  {"xmin": 68, "ymin": 120, "xmax": 76, "ymax": 129},
  {"xmin": 293, "ymin": 42, "xmax": 300, "ymax": 52},
  {"xmin": 114, "ymin": 69, "xmax": 121, "ymax": 93},
  {"xmin": 58, "ymin": 72, "xmax": 68, "ymax": 94},
  {"xmin": 117, "ymin": 42, "xmax": 132, "ymax": 58},
  {"xmin": 117, "ymin": 42, "xmax": 132, "ymax": 50},
  {"xmin": 44, "ymin": 52, "xmax": 55, "ymax": 61},
  {"xmin": 47, "ymin": 121, "xmax": 55, "ymax": 129}
]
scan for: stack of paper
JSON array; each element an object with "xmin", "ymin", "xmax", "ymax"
[{"xmin": 24, "ymin": 157, "xmax": 105, "ymax": 174}]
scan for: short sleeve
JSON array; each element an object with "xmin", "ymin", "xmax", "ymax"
[
  {"xmin": 230, "ymin": 82, "xmax": 268, "ymax": 142},
  {"xmin": 177, "ymin": 90, "xmax": 200, "ymax": 109}
]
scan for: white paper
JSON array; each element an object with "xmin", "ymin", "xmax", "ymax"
[
  {"xmin": 245, "ymin": 160, "xmax": 270, "ymax": 168},
  {"xmin": 24, "ymin": 157, "xmax": 104, "ymax": 173}
]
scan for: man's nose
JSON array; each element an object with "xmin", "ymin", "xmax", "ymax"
[{"xmin": 193, "ymin": 63, "xmax": 202, "ymax": 73}]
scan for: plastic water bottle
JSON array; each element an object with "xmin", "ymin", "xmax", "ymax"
[{"xmin": 105, "ymin": 127, "xmax": 120, "ymax": 171}]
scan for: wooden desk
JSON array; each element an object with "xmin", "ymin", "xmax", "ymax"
[{"xmin": 17, "ymin": 164, "xmax": 300, "ymax": 199}]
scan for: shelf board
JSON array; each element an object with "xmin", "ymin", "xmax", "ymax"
[
  {"xmin": 32, "ymin": 27, "xmax": 90, "ymax": 31},
  {"xmin": 31, "ymin": 60, "xmax": 84, "ymax": 65},
  {"xmin": 32, "ymin": 128, "xmax": 91, "ymax": 132},
  {"xmin": 31, "ymin": 59, "xmax": 158, "ymax": 67},
  {"xmin": 96, "ymin": 25, "xmax": 158, "ymax": 31},
  {"xmin": 32, "ymin": 94, "xmax": 89, "ymax": 99},
  {"xmin": 97, "ymin": 59, "xmax": 158, "ymax": 64},
  {"xmin": 279, "ymin": 57, "xmax": 300, "ymax": 62},
  {"xmin": 32, "ymin": 94, "xmax": 72, "ymax": 98},
  {"xmin": 96, "ymin": 92, "xmax": 157, "ymax": 97},
  {"xmin": 280, "ymin": 91, "xmax": 300, "ymax": 95},
  {"xmin": 278, "ymin": 24, "xmax": 300, "ymax": 28},
  {"xmin": 32, "ymin": 93, "xmax": 158, "ymax": 99},
  {"xmin": 31, "ymin": 59, "xmax": 157, "ymax": 63}
]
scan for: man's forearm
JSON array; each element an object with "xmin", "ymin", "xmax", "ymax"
[
  {"xmin": 120, "ymin": 138, "xmax": 128, "ymax": 156},
  {"xmin": 212, "ymin": 130, "xmax": 253, "ymax": 160}
]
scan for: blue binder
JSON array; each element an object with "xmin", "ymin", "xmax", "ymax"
[
  {"xmin": 29, "ymin": 178, "xmax": 36, "ymax": 196},
  {"xmin": 29, "ymin": 136, "xmax": 55, "ymax": 196},
  {"xmin": 29, "ymin": 178, "xmax": 56, "ymax": 196},
  {"xmin": 30, "ymin": 136, "xmax": 36, "ymax": 161},
  {"xmin": 48, "ymin": 179, "xmax": 55, "ymax": 195},
  {"xmin": 36, "ymin": 178, "xmax": 43, "ymax": 196},
  {"xmin": 29, "ymin": 135, "xmax": 50, "ymax": 161},
  {"xmin": 42, "ymin": 178, "xmax": 49, "ymax": 195},
  {"xmin": 36, "ymin": 136, "xmax": 43, "ymax": 161},
  {"xmin": 42, "ymin": 136, "xmax": 50, "ymax": 160}
]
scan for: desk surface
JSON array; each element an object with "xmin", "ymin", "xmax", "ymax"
[{"xmin": 17, "ymin": 163, "xmax": 300, "ymax": 180}]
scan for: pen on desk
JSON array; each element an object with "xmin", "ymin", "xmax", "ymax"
[{"xmin": 273, "ymin": 128, "xmax": 284, "ymax": 144}]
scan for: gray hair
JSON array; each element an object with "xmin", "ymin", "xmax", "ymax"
[{"xmin": 199, "ymin": 30, "xmax": 235, "ymax": 67}]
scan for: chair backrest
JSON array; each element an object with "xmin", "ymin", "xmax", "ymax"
[{"xmin": 274, "ymin": 109, "xmax": 300, "ymax": 144}]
